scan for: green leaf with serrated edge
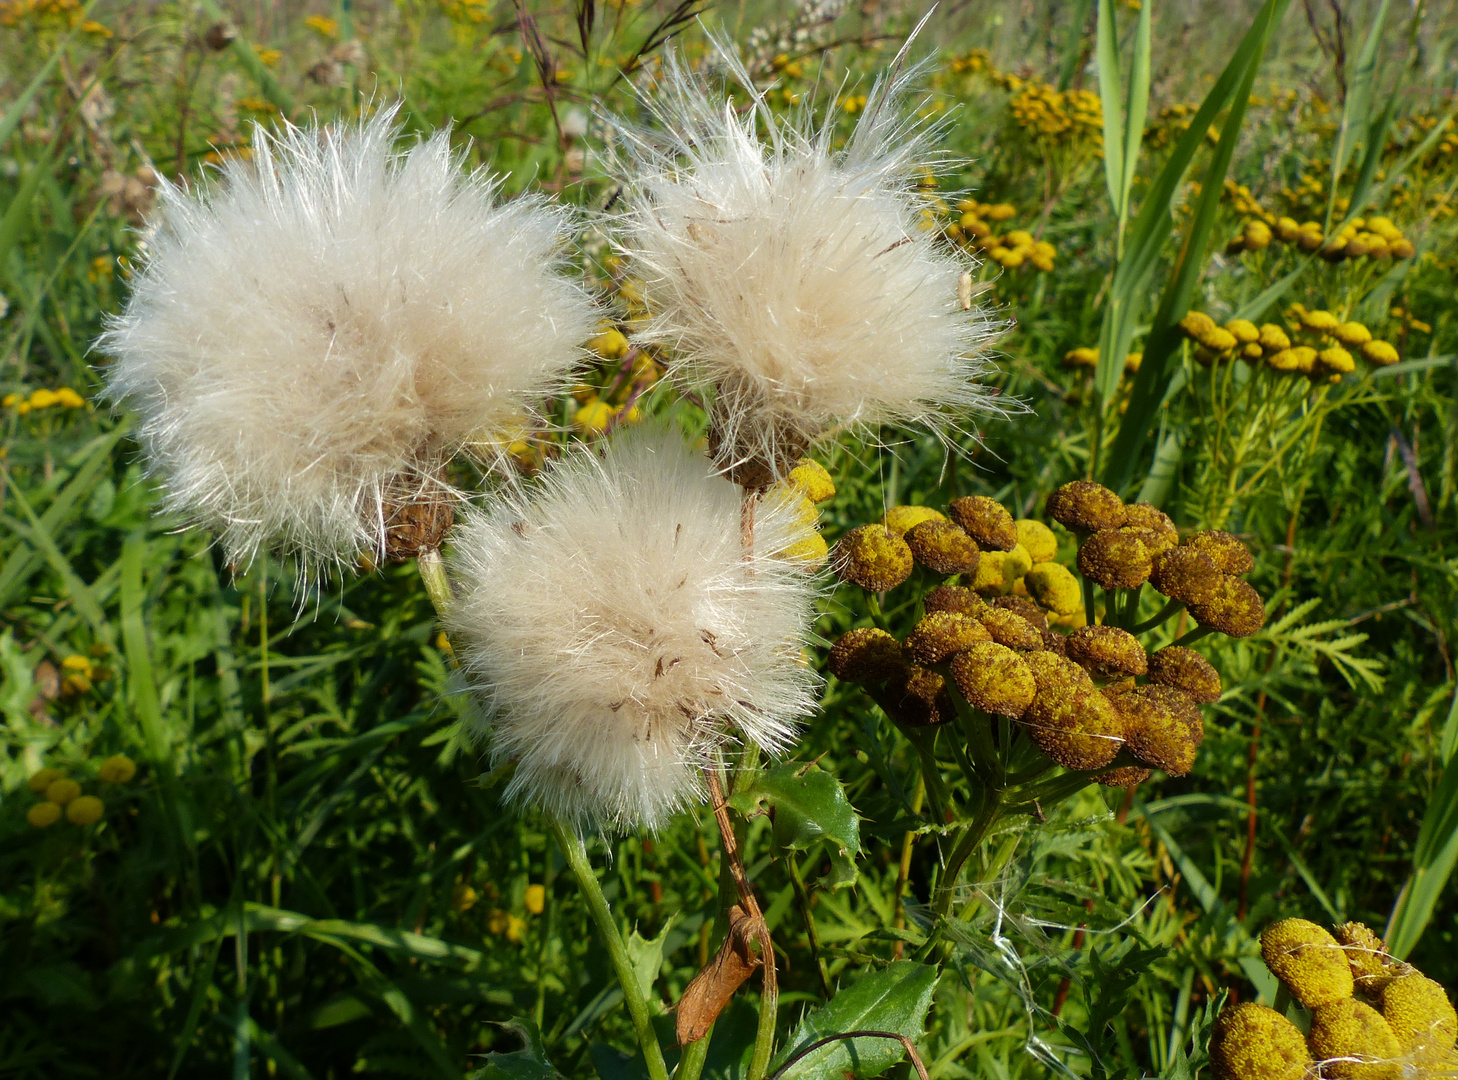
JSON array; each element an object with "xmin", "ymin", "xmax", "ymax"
[
  {"xmin": 730, "ymin": 763, "xmax": 860, "ymax": 859},
  {"xmin": 769, "ymin": 962, "xmax": 937, "ymax": 1080},
  {"xmin": 469, "ymin": 1018, "xmax": 564, "ymax": 1080}
]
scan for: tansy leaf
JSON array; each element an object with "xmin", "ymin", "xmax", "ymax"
[
  {"xmin": 469, "ymin": 1018, "xmax": 565, "ymax": 1080},
  {"xmin": 730, "ymin": 762, "xmax": 860, "ymax": 861}
]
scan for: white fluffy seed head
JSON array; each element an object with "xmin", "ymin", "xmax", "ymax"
[
  {"xmin": 99, "ymin": 105, "xmax": 598, "ymax": 574},
  {"xmin": 609, "ymin": 46, "xmax": 1004, "ymax": 481},
  {"xmin": 446, "ymin": 426, "xmax": 822, "ymax": 832}
]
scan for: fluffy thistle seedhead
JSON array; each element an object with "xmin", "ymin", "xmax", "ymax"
[
  {"xmin": 1066, "ymin": 626, "xmax": 1147, "ymax": 678},
  {"xmin": 833, "ymin": 524, "xmax": 915, "ymax": 591},
  {"xmin": 101, "ymin": 107, "xmax": 596, "ymax": 574},
  {"xmin": 445, "ymin": 428, "xmax": 820, "ymax": 832},
  {"xmin": 950, "ymin": 642, "xmax": 1036, "ymax": 718},
  {"xmin": 1262, "ymin": 919, "xmax": 1356, "ymax": 1009},
  {"xmin": 949, "ymin": 496, "xmax": 1018, "ymax": 551},
  {"xmin": 1308, "ymin": 999, "xmax": 1402, "ymax": 1080},
  {"xmin": 829, "ymin": 628, "xmax": 905, "ymax": 685},
  {"xmin": 610, "ymin": 47, "xmax": 1002, "ymax": 483},
  {"xmin": 1046, "ymin": 481, "xmax": 1126, "ymax": 533},
  {"xmin": 1208, "ymin": 1004, "xmax": 1313, "ymax": 1080},
  {"xmin": 1147, "ymin": 646, "xmax": 1222, "ymax": 703},
  {"xmin": 902, "ymin": 610, "xmax": 989, "ymax": 665},
  {"xmin": 904, "ymin": 519, "xmax": 981, "ymax": 575},
  {"xmin": 1113, "ymin": 684, "xmax": 1203, "ymax": 776},
  {"xmin": 1077, "ymin": 528, "xmax": 1155, "ymax": 589}
]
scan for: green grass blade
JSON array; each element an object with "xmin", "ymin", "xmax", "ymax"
[
  {"xmin": 0, "ymin": 0, "xmax": 99, "ymax": 152},
  {"xmin": 1095, "ymin": 0, "xmax": 1125, "ymax": 217},
  {"xmin": 1120, "ymin": 0, "xmax": 1152, "ymax": 233},
  {"xmin": 1056, "ymin": 0, "xmax": 1096, "ymax": 91},
  {"xmin": 1325, "ymin": 0, "xmax": 1391, "ymax": 231},
  {"xmin": 1103, "ymin": 0, "xmax": 1292, "ymax": 491},
  {"xmin": 122, "ymin": 530, "xmax": 172, "ymax": 771},
  {"xmin": 1231, "ymin": 262, "xmax": 1311, "ymax": 324},
  {"xmin": 1385, "ymin": 689, "xmax": 1458, "ymax": 958}
]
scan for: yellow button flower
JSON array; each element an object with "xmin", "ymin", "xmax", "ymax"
[
  {"xmin": 787, "ymin": 459, "xmax": 835, "ymax": 503},
  {"xmin": 28, "ymin": 767, "xmax": 63, "ymax": 793},
  {"xmin": 882, "ymin": 505, "xmax": 945, "ymax": 538},
  {"xmin": 45, "ymin": 779, "xmax": 82, "ymax": 805},
  {"xmin": 1024, "ymin": 562, "xmax": 1082, "ymax": 616},
  {"xmin": 524, "ymin": 884, "xmax": 546, "ymax": 915},
  {"xmin": 28, "ymin": 802, "xmax": 62, "ymax": 828},
  {"xmin": 832, "ymin": 525, "xmax": 914, "ymax": 591},
  {"xmin": 1261, "ymin": 918, "xmax": 1354, "ymax": 1008},
  {"xmin": 98, "ymin": 754, "xmax": 137, "ymax": 784},
  {"xmin": 66, "ymin": 795, "xmax": 104, "ymax": 825},
  {"xmin": 28, "ymin": 388, "xmax": 59, "ymax": 409},
  {"xmin": 1208, "ymin": 1003, "xmax": 1311, "ymax": 1080},
  {"xmin": 1015, "ymin": 519, "xmax": 1058, "ymax": 563}
]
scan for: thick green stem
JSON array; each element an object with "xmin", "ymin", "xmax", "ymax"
[
  {"xmin": 548, "ymin": 818, "xmax": 670, "ymax": 1080},
  {"xmin": 1171, "ymin": 624, "xmax": 1215, "ymax": 648},
  {"xmin": 787, "ymin": 855, "xmax": 830, "ymax": 997},
  {"xmin": 1131, "ymin": 599, "xmax": 1184, "ymax": 634},
  {"xmin": 932, "ymin": 788, "xmax": 1003, "ymax": 918}
]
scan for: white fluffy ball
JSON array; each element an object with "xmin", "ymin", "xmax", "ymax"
[
  {"xmin": 610, "ymin": 52, "xmax": 1002, "ymax": 480},
  {"xmin": 99, "ymin": 106, "xmax": 597, "ymax": 571},
  {"xmin": 446, "ymin": 426, "xmax": 821, "ymax": 832}
]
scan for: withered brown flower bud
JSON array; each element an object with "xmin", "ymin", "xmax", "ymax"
[
  {"xmin": 1184, "ymin": 529, "xmax": 1255, "ymax": 575},
  {"xmin": 829, "ymin": 628, "xmax": 905, "ymax": 684},
  {"xmin": 1122, "ymin": 503, "xmax": 1178, "ymax": 555},
  {"xmin": 1046, "ymin": 480, "xmax": 1126, "ymax": 532},
  {"xmin": 1066, "ymin": 626, "xmax": 1148, "ymax": 678},
  {"xmin": 1334, "ymin": 922, "xmax": 1395, "ymax": 993},
  {"xmin": 902, "ymin": 611, "xmax": 990, "ymax": 665},
  {"xmin": 923, "ymin": 585, "xmax": 986, "ymax": 618},
  {"xmin": 832, "ymin": 525, "xmax": 914, "ymax": 591},
  {"xmin": 947, "ymin": 496, "xmax": 1018, "ymax": 551},
  {"xmin": 1113, "ymin": 684, "xmax": 1204, "ymax": 776},
  {"xmin": 1189, "ymin": 575, "xmax": 1266, "ymax": 638},
  {"xmin": 883, "ymin": 666, "xmax": 954, "ymax": 727},
  {"xmin": 383, "ymin": 474, "xmax": 456, "ymax": 561},
  {"xmin": 1077, "ymin": 528, "xmax": 1155, "ymax": 589},
  {"xmin": 1095, "ymin": 765, "xmax": 1152, "ymax": 788},
  {"xmin": 950, "ymin": 642, "xmax": 1036, "ymax": 718},
  {"xmin": 977, "ymin": 606, "xmax": 1044, "ymax": 650},
  {"xmin": 1149, "ymin": 546, "xmax": 1222, "ymax": 605},
  {"xmin": 1022, "ymin": 652, "xmax": 1126, "ymax": 770},
  {"xmin": 905, "ymin": 519, "xmax": 981, "ymax": 576},
  {"xmin": 1147, "ymin": 646, "xmax": 1222, "ymax": 703},
  {"xmin": 993, "ymin": 595, "xmax": 1049, "ymax": 631}
]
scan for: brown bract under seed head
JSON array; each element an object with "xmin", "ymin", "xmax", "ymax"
[
  {"xmin": 1078, "ymin": 529, "xmax": 1154, "ymax": 589},
  {"xmin": 383, "ymin": 478, "xmax": 456, "ymax": 561},
  {"xmin": 993, "ymin": 595, "xmax": 1049, "ymax": 631},
  {"xmin": 1149, "ymin": 546, "xmax": 1221, "ymax": 605},
  {"xmin": 829, "ymin": 627, "xmax": 905, "ymax": 684},
  {"xmin": 1114, "ymin": 684, "xmax": 1203, "ymax": 776},
  {"xmin": 1095, "ymin": 765, "xmax": 1151, "ymax": 788},
  {"xmin": 903, "ymin": 610, "xmax": 990, "ymax": 665},
  {"xmin": 1148, "ymin": 646, "xmax": 1222, "ymax": 703},
  {"xmin": 1022, "ymin": 652, "xmax": 1125, "ymax": 770},
  {"xmin": 947, "ymin": 496, "xmax": 1018, "ymax": 551},
  {"xmin": 1066, "ymin": 625, "xmax": 1148, "ymax": 678},
  {"xmin": 978, "ymin": 606, "xmax": 1044, "ymax": 650},
  {"xmin": 1190, "ymin": 575, "xmax": 1266, "ymax": 637},
  {"xmin": 1046, "ymin": 480, "xmax": 1126, "ymax": 532},
  {"xmin": 1122, "ymin": 503, "xmax": 1178, "ymax": 554},
  {"xmin": 905, "ymin": 519, "xmax": 981, "ymax": 575},
  {"xmin": 950, "ymin": 641, "xmax": 1036, "ymax": 718},
  {"xmin": 1184, "ymin": 529, "xmax": 1255, "ymax": 575},
  {"xmin": 924, "ymin": 585, "xmax": 987, "ymax": 618},
  {"xmin": 832, "ymin": 525, "xmax": 913, "ymax": 591}
]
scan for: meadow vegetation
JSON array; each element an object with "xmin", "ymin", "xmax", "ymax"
[{"xmin": 2, "ymin": 0, "xmax": 1458, "ymax": 1078}]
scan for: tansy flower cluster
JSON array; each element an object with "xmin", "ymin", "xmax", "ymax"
[
  {"xmin": 1210, "ymin": 919, "xmax": 1457, "ymax": 1080},
  {"xmin": 827, "ymin": 481, "xmax": 1240, "ymax": 785},
  {"xmin": 4, "ymin": 387, "xmax": 87, "ymax": 416},
  {"xmin": 1001, "ymin": 79, "xmax": 1102, "ymax": 146},
  {"xmin": 1177, "ymin": 309, "xmax": 1400, "ymax": 378},
  {"xmin": 943, "ymin": 198, "xmax": 1058, "ymax": 272},
  {"xmin": 24, "ymin": 755, "xmax": 135, "ymax": 829},
  {"xmin": 566, "ymin": 325, "xmax": 659, "ymax": 440},
  {"xmin": 1223, "ymin": 205, "xmax": 1416, "ymax": 265},
  {"xmin": 1062, "ymin": 347, "xmax": 1142, "ymax": 379}
]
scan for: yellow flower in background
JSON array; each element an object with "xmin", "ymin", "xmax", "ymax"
[
  {"xmin": 98, "ymin": 754, "xmax": 137, "ymax": 783},
  {"xmin": 524, "ymin": 884, "xmax": 546, "ymax": 914},
  {"xmin": 45, "ymin": 779, "xmax": 82, "ymax": 805},
  {"xmin": 66, "ymin": 795, "xmax": 104, "ymax": 825},
  {"xmin": 304, "ymin": 14, "xmax": 338, "ymax": 35},
  {"xmin": 28, "ymin": 802, "xmax": 62, "ymax": 828}
]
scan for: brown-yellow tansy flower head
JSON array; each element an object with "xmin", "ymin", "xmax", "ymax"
[
  {"xmin": 902, "ymin": 610, "xmax": 990, "ymax": 665},
  {"xmin": 947, "ymin": 496, "xmax": 1018, "ymax": 551},
  {"xmin": 1066, "ymin": 626, "xmax": 1148, "ymax": 678},
  {"xmin": 1208, "ymin": 1003, "xmax": 1312, "ymax": 1080},
  {"xmin": 1046, "ymin": 481, "xmax": 1126, "ymax": 533},
  {"xmin": 829, "ymin": 628, "xmax": 906, "ymax": 684},
  {"xmin": 904, "ymin": 519, "xmax": 981, "ymax": 575},
  {"xmin": 833, "ymin": 525, "xmax": 914, "ymax": 591},
  {"xmin": 950, "ymin": 642, "xmax": 1036, "ymax": 718},
  {"xmin": 1147, "ymin": 647, "xmax": 1222, "ymax": 703},
  {"xmin": 1262, "ymin": 918, "xmax": 1356, "ymax": 1009},
  {"xmin": 1024, "ymin": 562, "xmax": 1082, "ymax": 616}
]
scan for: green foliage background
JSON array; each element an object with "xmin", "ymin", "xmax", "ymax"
[{"xmin": 2, "ymin": 0, "xmax": 1457, "ymax": 1077}]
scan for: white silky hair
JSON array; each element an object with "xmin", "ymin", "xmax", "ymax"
[
  {"xmin": 99, "ymin": 105, "xmax": 598, "ymax": 574},
  {"xmin": 607, "ymin": 35, "xmax": 1004, "ymax": 479},
  {"xmin": 445, "ymin": 426, "xmax": 822, "ymax": 832}
]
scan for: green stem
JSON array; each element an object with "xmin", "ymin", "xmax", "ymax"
[
  {"xmin": 1131, "ymin": 599, "xmax": 1184, "ymax": 634},
  {"xmin": 417, "ymin": 547, "xmax": 453, "ymax": 619},
  {"xmin": 787, "ymin": 855, "xmax": 830, "ymax": 998},
  {"xmin": 1170, "ymin": 624, "xmax": 1215, "ymax": 648},
  {"xmin": 932, "ymin": 787, "xmax": 1003, "ymax": 918},
  {"xmin": 549, "ymin": 818, "xmax": 670, "ymax": 1080}
]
